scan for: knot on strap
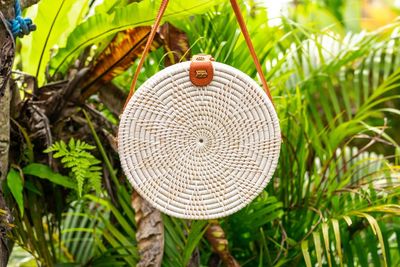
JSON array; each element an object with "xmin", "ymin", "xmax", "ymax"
[
  {"xmin": 9, "ymin": 16, "xmax": 36, "ymax": 38},
  {"xmin": 7, "ymin": 0, "xmax": 36, "ymax": 39}
]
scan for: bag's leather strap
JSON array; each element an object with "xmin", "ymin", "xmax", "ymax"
[
  {"xmin": 229, "ymin": 0, "xmax": 272, "ymax": 101},
  {"xmin": 124, "ymin": 0, "xmax": 170, "ymax": 110},
  {"xmin": 124, "ymin": 0, "xmax": 272, "ymax": 110}
]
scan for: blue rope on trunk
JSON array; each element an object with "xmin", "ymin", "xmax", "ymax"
[{"xmin": 7, "ymin": 0, "xmax": 36, "ymax": 38}]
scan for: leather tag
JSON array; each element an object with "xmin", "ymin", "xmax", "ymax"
[{"xmin": 189, "ymin": 55, "xmax": 214, "ymax": 86}]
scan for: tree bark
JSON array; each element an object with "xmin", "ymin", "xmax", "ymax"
[
  {"xmin": 0, "ymin": 0, "xmax": 39, "ymax": 175},
  {"xmin": 21, "ymin": 0, "xmax": 40, "ymax": 9},
  {"xmin": 0, "ymin": 1, "xmax": 38, "ymax": 265},
  {"xmin": 0, "ymin": 2, "xmax": 15, "ymax": 265},
  {"xmin": 132, "ymin": 191, "xmax": 164, "ymax": 267},
  {"xmin": 0, "ymin": 87, "xmax": 10, "ymax": 183},
  {"xmin": 0, "ymin": 25, "xmax": 12, "ymax": 182},
  {"xmin": 0, "ymin": 87, "xmax": 11, "ymax": 267},
  {"xmin": 0, "ymin": 0, "xmax": 39, "ymax": 17}
]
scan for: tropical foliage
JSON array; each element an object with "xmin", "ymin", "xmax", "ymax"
[{"xmin": 3, "ymin": 0, "xmax": 400, "ymax": 266}]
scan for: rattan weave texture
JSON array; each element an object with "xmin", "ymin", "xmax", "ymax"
[{"xmin": 119, "ymin": 61, "xmax": 281, "ymax": 219}]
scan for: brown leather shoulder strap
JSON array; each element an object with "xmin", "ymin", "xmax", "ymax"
[
  {"xmin": 123, "ymin": 0, "xmax": 170, "ymax": 110},
  {"xmin": 229, "ymin": 0, "xmax": 272, "ymax": 101},
  {"xmin": 123, "ymin": 0, "xmax": 273, "ymax": 111}
]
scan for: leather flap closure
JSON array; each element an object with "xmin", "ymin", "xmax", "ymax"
[{"xmin": 189, "ymin": 54, "xmax": 214, "ymax": 86}]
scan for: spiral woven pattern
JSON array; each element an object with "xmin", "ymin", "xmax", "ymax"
[{"xmin": 119, "ymin": 61, "xmax": 281, "ymax": 219}]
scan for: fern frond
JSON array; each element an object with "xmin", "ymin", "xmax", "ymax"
[{"xmin": 45, "ymin": 138, "xmax": 103, "ymax": 196}]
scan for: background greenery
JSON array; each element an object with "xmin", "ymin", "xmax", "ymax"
[{"xmin": 5, "ymin": 0, "xmax": 400, "ymax": 266}]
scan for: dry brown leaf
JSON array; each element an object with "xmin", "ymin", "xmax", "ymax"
[
  {"xmin": 80, "ymin": 23, "xmax": 191, "ymax": 102},
  {"xmin": 98, "ymin": 83, "xmax": 127, "ymax": 116},
  {"xmin": 80, "ymin": 27, "xmax": 162, "ymax": 101},
  {"xmin": 159, "ymin": 23, "xmax": 191, "ymax": 66}
]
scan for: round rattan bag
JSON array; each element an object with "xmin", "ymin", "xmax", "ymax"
[{"xmin": 118, "ymin": 60, "xmax": 281, "ymax": 219}]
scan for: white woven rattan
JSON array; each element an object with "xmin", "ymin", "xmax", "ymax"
[{"xmin": 119, "ymin": 61, "xmax": 281, "ymax": 219}]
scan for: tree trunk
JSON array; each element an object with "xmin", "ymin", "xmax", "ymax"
[
  {"xmin": 0, "ymin": 1, "xmax": 38, "ymax": 265},
  {"xmin": 131, "ymin": 191, "xmax": 164, "ymax": 267},
  {"xmin": 0, "ymin": 87, "xmax": 11, "ymax": 267},
  {"xmin": 0, "ymin": 2, "xmax": 15, "ymax": 264}
]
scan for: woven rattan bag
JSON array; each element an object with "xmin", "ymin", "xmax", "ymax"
[{"xmin": 118, "ymin": 0, "xmax": 281, "ymax": 219}]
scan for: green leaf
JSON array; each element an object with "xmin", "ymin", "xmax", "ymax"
[
  {"xmin": 294, "ymin": 4, "xmax": 345, "ymax": 35},
  {"xmin": 85, "ymin": 195, "xmax": 135, "ymax": 238},
  {"xmin": 50, "ymin": 0, "xmax": 225, "ymax": 75},
  {"xmin": 332, "ymin": 219, "xmax": 343, "ymax": 266},
  {"xmin": 7, "ymin": 168, "xmax": 24, "ymax": 216},
  {"xmin": 343, "ymin": 0, "xmax": 361, "ymax": 32},
  {"xmin": 20, "ymin": 0, "xmax": 90, "ymax": 85},
  {"xmin": 24, "ymin": 180, "xmax": 42, "ymax": 195},
  {"xmin": 23, "ymin": 163, "xmax": 76, "ymax": 189},
  {"xmin": 321, "ymin": 223, "xmax": 332, "ymax": 267},
  {"xmin": 182, "ymin": 221, "xmax": 208, "ymax": 266},
  {"xmin": 355, "ymin": 212, "xmax": 388, "ymax": 267},
  {"xmin": 353, "ymin": 234, "xmax": 369, "ymax": 267},
  {"xmin": 312, "ymin": 232, "xmax": 323, "ymax": 267},
  {"xmin": 301, "ymin": 240, "xmax": 312, "ymax": 267}
]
